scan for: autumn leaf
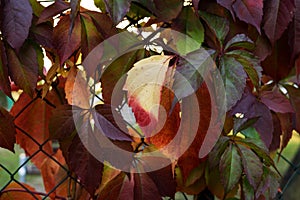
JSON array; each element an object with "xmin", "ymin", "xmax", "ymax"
[
  {"xmin": 6, "ymin": 45, "xmax": 38, "ymax": 97},
  {"xmin": 232, "ymin": 0, "xmax": 263, "ymax": 33},
  {"xmin": 237, "ymin": 144, "xmax": 263, "ymax": 189},
  {"xmin": 277, "ymin": 113, "xmax": 293, "ymax": 152},
  {"xmin": 172, "ymin": 7, "xmax": 204, "ymax": 54},
  {"xmin": 103, "ymin": 0, "xmax": 132, "ymax": 24},
  {"xmin": 0, "ymin": 182, "xmax": 42, "ymax": 200},
  {"xmin": 260, "ymin": 87, "xmax": 294, "ymax": 113},
  {"xmin": 37, "ymin": 0, "xmax": 70, "ymax": 24},
  {"xmin": 0, "ymin": 41, "xmax": 11, "ymax": 97},
  {"xmin": 219, "ymin": 143, "xmax": 243, "ymax": 193},
  {"xmin": 10, "ymin": 91, "xmax": 61, "ymax": 169},
  {"xmin": 0, "ymin": 107, "xmax": 16, "ymax": 152},
  {"xmin": 53, "ymin": 15, "xmax": 81, "ymax": 65},
  {"xmin": 123, "ymin": 55, "xmax": 172, "ymax": 137},
  {"xmin": 263, "ymin": 0, "xmax": 295, "ymax": 45},
  {"xmin": 1, "ymin": 0, "xmax": 33, "ymax": 51},
  {"xmin": 231, "ymin": 90, "xmax": 274, "ymax": 148}
]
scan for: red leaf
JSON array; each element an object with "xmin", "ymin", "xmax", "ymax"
[
  {"xmin": 0, "ymin": 107, "xmax": 16, "ymax": 152},
  {"xmin": 231, "ymin": 90, "xmax": 274, "ymax": 147},
  {"xmin": 260, "ymin": 87, "xmax": 294, "ymax": 113},
  {"xmin": 10, "ymin": 91, "xmax": 61, "ymax": 168},
  {"xmin": 232, "ymin": 0, "xmax": 263, "ymax": 33},
  {"xmin": 2, "ymin": 0, "xmax": 33, "ymax": 51},
  {"xmin": 263, "ymin": 0, "xmax": 295, "ymax": 44},
  {"xmin": 0, "ymin": 40, "xmax": 11, "ymax": 97},
  {"xmin": 53, "ymin": 15, "xmax": 81, "ymax": 65},
  {"xmin": 37, "ymin": 0, "xmax": 70, "ymax": 24},
  {"xmin": 133, "ymin": 172, "xmax": 161, "ymax": 200},
  {"xmin": 31, "ymin": 23, "xmax": 54, "ymax": 49},
  {"xmin": 6, "ymin": 45, "xmax": 38, "ymax": 97}
]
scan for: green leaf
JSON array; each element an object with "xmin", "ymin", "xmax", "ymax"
[
  {"xmin": 199, "ymin": 11, "xmax": 229, "ymax": 44},
  {"xmin": 233, "ymin": 116, "xmax": 260, "ymax": 135},
  {"xmin": 208, "ymin": 136, "xmax": 230, "ymax": 168},
  {"xmin": 172, "ymin": 7, "xmax": 204, "ymax": 55},
  {"xmin": 255, "ymin": 167, "xmax": 280, "ymax": 199},
  {"xmin": 103, "ymin": 0, "xmax": 132, "ymax": 24},
  {"xmin": 94, "ymin": 0, "xmax": 106, "ymax": 11},
  {"xmin": 219, "ymin": 143, "xmax": 243, "ymax": 193},
  {"xmin": 220, "ymin": 56, "xmax": 247, "ymax": 110},
  {"xmin": 241, "ymin": 176, "xmax": 255, "ymax": 200},
  {"xmin": 237, "ymin": 144, "xmax": 263, "ymax": 189},
  {"xmin": 80, "ymin": 13, "xmax": 103, "ymax": 59},
  {"xmin": 0, "ymin": 107, "xmax": 16, "ymax": 152}
]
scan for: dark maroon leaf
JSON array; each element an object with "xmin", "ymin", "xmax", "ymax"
[
  {"xmin": 2, "ymin": 0, "xmax": 33, "ymax": 51},
  {"xmin": 269, "ymin": 113, "xmax": 281, "ymax": 152},
  {"xmin": 289, "ymin": 0, "xmax": 300, "ymax": 61},
  {"xmin": 0, "ymin": 40, "xmax": 11, "ymax": 97},
  {"xmin": 70, "ymin": 0, "xmax": 81, "ymax": 34},
  {"xmin": 6, "ymin": 45, "xmax": 38, "ymax": 97},
  {"xmin": 103, "ymin": 0, "xmax": 132, "ymax": 24},
  {"xmin": 146, "ymin": 165, "xmax": 176, "ymax": 198},
  {"xmin": 0, "ymin": 107, "xmax": 16, "ymax": 152},
  {"xmin": 232, "ymin": 0, "xmax": 263, "ymax": 33},
  {"xmin": 97, "ymin": 171, "xmax": 134, "ymax": 199},
  {"xmin": 31, "ymin": 22, "xmax": 54, "ymax": 49},
  {"xmin": 262, "ymin": 31, "xmax": 293, "ymax": 82},
  {"xmin": 237, "ymin": 144, "xmax": 263, "ymax": 189},
  {"xmin": 53, "ymin": 15, "xmax": 81, "ymax": 65},
  {"xmin": 133, "ymin": 172, "xmax": 161, "ymax": 200},
  {"xmin": 260, "ymin": 88, "xmax": 294, "ymax": 113},
  {"xmin": 283, "ymin": 85, "xmax": 300, "ymax": 132},
  {"xmin": 68, "ymin": 134, "xmax": 104, "ymax": 196},
  {"xmin": 231, "ymin": 90, "xmax": 274, "ymax": 147},
  {"xmin": 233, "ymin": 116, "xmax": 259, "ymax": 135},
  {"xmin": 37, "ymin": 0, "xmax": 70, "ymax": 24},
  {"xmin": 153, "ymin": 0, "xmax": 182, "ymax": 22},
  {"xmin": 277, "ymin": 113, "xmax": 293, "ymax": 152},
  {"xmin": 216, "ymin": 0, "xmax": 234, "ymax": 16},
  {"xmin": 220, "ymin": 55, "xmax": 247, "ymax": 110},
  {"xmin": 84, "ymin": 11, "xmax": 118, "ymax": 39},
  {"xmin": 263, "ymin": 0, "xmax": 295, "ymax": 45},
  {"xmin": 219, "ymin": 143, "xmax": 243, "ymax": 193},
  {"xmin": 94, "ymin": 104, "xmax": 132, "ymax": 141},
  {"xmin": 208, "ymin": 136, "xmax": 230, "ymax": 168}
]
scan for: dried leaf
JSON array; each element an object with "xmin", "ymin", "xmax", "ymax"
[{"xmin": 0, "ymin": 182, "xmax": 42, "ymax": 200}]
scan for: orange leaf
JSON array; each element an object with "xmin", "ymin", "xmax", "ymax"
[
  {"xmin": 0, "ymin": 182, "xmax": 42, "ymax": 200},
  {"xmin": 10, "ymin": 91, "xmax": 61, "ymax": 169}
]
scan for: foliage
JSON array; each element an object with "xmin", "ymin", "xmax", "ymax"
[{"xmin": 0, "ymin": 0, "xmax": 299, "ymax": 199}]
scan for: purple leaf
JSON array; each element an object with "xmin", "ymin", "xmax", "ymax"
[
  {"xmin": 263, "ymin": 0, "xmax": 295, "ymax": 44},
  {"xmin": 231, "ymin": 90, "xmax": 274, "ymax": 147},
  {"xmin": 260, "ymin": 88, "xmax": 294, "ymax": 113},
  {"xmin": 103, "ymin": 0, "xmax": 132, "ymax": 24},
  {"xmin": 232, "ymin": 0, "xmax": 263, "ymax": 33},
  {"xmin": 2, "ymin": 0, "xmax": 33, "ymax": 51},
  {"xmin": 37, "ymin": 0, "xmax": 70, "ymax": 24}
]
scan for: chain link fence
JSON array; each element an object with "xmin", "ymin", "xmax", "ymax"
[{"xmin": 0, "ymin": 91, "xmax": 299, "ymax": 199}]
